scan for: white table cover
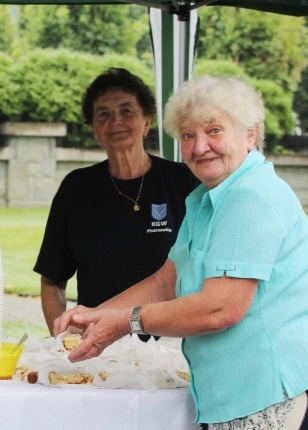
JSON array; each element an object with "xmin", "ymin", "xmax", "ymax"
[{"xmin": 0, "ymin": 380, "xmax": 199, "ymax": 430}]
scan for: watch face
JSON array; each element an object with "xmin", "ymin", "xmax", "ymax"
[{"xmin": 131, "ymin": 320, "xmax": 141, "ymax": 331}]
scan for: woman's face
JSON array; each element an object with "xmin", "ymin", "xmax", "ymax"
[
  {"xmin": 91, "ymin": 88, "xmax": 151, "ymax": 153},
  {"xmin": 180, "ymin": 113, "xmax": 257, "ymax": 188}
]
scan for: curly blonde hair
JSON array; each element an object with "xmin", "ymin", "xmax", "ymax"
[{"xmin": 163, "ymin": 75, "xmax": 265, "ymax": 152}]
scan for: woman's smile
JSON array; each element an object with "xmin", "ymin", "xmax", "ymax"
[
  {"xmin": 92, "ymin": 89, "xmax": 151, "ymax": 152},
  {"xmin": 107, "ymin": 129, "xmax": 129, "ymax": 137},
  {"xmin": 197, "ymin": 156, "xmax": 220, "ymax": 166},
  {"xmin": 180, "ymin": 115, "xmax": 256, "ymax": 188}
]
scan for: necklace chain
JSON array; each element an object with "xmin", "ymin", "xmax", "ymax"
[{"xmin": 109, "ymin": 155, "xmax": 146, "ymax": 211}]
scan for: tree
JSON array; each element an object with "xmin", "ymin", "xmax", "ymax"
[
  {"xmin": 0, "ymin": 49, "xmax": 155, "ymax": 146},
  {"xmin": 17, "ymin": 4, "xmax": 150, "ymax": 59},
  {"xmin": 194, "ymin": 59, "xmax": 247, "ymax": 80},
  {"xmin": 18, "ymin": 5, "xmax": 71, "ymax": 50},
  {"xmin": 196, "ymin": 7, "xmax": 308, "ymax": 92},
  {"xmin": 252, "ymin": 78, "xmax": 295, "ymax": 149},
  {"xmin": 0, "ymin": 5, "xmax": 15, "ymax": 53},
  {"xmin": 293, "ymin": 67, "xmax": 308, "ymax": 133},
  {"xmin": 193, "ymin": 59, "xmax": 295, "ymax": 151}
]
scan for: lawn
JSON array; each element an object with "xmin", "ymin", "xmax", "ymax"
[
  {"xmin": 0, "ymin": 207, "xmax": 77, "ymax": 299},
  {"xmin": 3, "ymin": 320, "xmax": 50, "ymax": 339},
  {"xmin": 0, "ymin": 207, "xmax": 77, "ymax": 338}
]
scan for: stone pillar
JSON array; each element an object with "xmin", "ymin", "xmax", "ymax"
[{"xmin": 0, "ymin": 122, "xmax": 66, "ymax": 207}]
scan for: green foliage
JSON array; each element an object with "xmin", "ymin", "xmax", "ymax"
[
  {"xmin": 0, "ymin": 52, "xmax": 13, "ymax": 71},
  {"xmin": 0, "ymin": 50, "xmax": 296, "ymax": 149},
  {"xmin": 196, "ymin": 7, "xmax": 308, "ymax": 92},
  {"xmin": 17, "ymin": 4, "xmax": 150, "ymax": 59},
  {"xmin": 194, "ymin": 59, "xmax": 247, "ymax": 80},
  {"xmin": 0, "ymin": 207, "xmax": 77, "ymax": 300},
  {"xmin": 293, "ymin": 67, "xmax": 308, "ymax": 133},
  {"xmin": 251, "ymin": 78, "xmax": 295, "ymax": 146},
  {"xmin": 0, "ymin": 207, "xmax": 48, "ymax": 297},
  {"xmin": 193, "ymin": 59, "xmax": 296, "ymax": 150},
  {"xmin": 0, "ymin": 5, "xmax": 15, "ymax": 53},
  {"xmin": 18, "ymin": 5, "xmax": 71, "ymax": 50},
  {"xmin": 0, "ymin": 49, "xmax": 155, "ymax": 138},
  {"xmin": 3, "ymin": 319, "xmax": 49, "ymax": 340},
  {"xmin": 0, "ymin": 4, "xmax": 306, "ymax": 152},
  {"xmin": 0, "ymin": 54, "xmax": 14, "ymax": 121},
  {"xmin": 0, "ymin": 53, "xmax": 15, "ymax": 121},
  {"xmin": 269, "ymin": 145, "xmax": 295, "ymax": 156}
]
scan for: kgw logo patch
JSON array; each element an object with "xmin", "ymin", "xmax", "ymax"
[{"xmin": 151, "ymin": 203, "xmax": 167, "ymax": 220}]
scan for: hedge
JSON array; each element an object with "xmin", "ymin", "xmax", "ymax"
[
  {"xmin": 0, "ymin": 49, "xmax": 155, "ymax": 147},
  {"xmin": 0, "ymin": 51, "xmax": 295, "ymax": 150}
]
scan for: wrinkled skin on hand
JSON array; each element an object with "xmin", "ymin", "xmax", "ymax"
[
  {"xmin": 53, "ymin": 304, "xmax": 93, "ymax": 337},
  {"xmin": 58, "ymin": 307, "xmax": 131, "ymax": 363}
]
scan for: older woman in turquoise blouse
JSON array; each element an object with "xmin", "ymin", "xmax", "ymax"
[{"xmin": 55, "ymin": 76, "xmax": 308, "ymax": 430}]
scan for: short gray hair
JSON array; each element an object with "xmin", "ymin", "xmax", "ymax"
[{"xmin": 163, "ymin": 75, "xmax": 265, "ymax": 152}]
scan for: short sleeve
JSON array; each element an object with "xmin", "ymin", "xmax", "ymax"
[
  {"xmin": 33, "ymin": 174, "xmax": 77, "ymax": 281},
  {"xmin": 204, "ymin": 186, "xmax": 288, "ymax": 281}
]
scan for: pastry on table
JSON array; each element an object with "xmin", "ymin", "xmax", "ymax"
[
  {"xmin": 49, "ymin": 371, "xmax": 93, "ymax": 385},
  {"xmin": 62, "ymin": 333, "xmax": 83, "ymax": 351},
  {"xmin": 175, "ymin": 370, "xmax": 190, "ymax": 382},
  {"xmin": 98, "ymin": 371, "xmax": 110, "ymax": 381},
  {"xmin": 15, "ymin": 365, "xmax": 28, "ymax": 380},
  {"xmin": 15, "ymin": 366, "xmax": 39, "ymax": 384}
]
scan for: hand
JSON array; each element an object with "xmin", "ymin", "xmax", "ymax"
[
  {"xmin": 66, "ymin": 307, "xmax": 131, "ymax": 363},
  {"xmin": 53, "ymin": 304, "xmax": 93, "ymax": 336},
  {"xmin": 82, "ymin": 322, "xmax": 95, "ymax": 339}
]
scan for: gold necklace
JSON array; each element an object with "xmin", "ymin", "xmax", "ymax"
[{"xmin": 109, "ymin": 156, "xmax": 146, "ymax": 211}]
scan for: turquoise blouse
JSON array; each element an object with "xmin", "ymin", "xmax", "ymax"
[{"xmin": 169, "ymin": 150, "xmax": 308, "ymax": 424}]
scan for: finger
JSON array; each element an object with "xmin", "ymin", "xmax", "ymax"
[
  {"xmin": 57, "ymin": 305, "xmax": 89, "ymax": 334},
  {"xmin": 68, "ymin": 341, "xmax": 103, "ymax": 363},
  {"xmin": 82, "ymin": 323, "xmax": 95, "ymax": 339},
  {"xmin": 72, "ymin": 310, "xmax": 104, "ymax": 325},
  {"xmin": 54, "ymin": 314, "xmax": 83, "ymax": 337},
  {"xmin": 57, "ymin": 310, "xmax": 77, "ymax": 334}
]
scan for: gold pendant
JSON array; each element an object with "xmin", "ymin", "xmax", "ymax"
[{"xmin": 133, "ymin": 204, "xmax": 140, "ymax": 211}]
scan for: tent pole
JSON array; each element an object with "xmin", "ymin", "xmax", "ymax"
[{"xmin": 150, "ymin": 8, "xmax": 198, "ymax": 161}]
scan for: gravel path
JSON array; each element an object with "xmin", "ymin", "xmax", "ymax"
[{"xmin": 3, "ymin": 293, "xmax": 75, "ymax": 326}]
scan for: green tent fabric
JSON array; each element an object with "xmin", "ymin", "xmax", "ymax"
[
  {"xmin": 146, "ymin": 1, "xmax": 308, "ymax": 159},
  {"xmin": 1, "ymin": 0, "xmax": 308, "ymax": 159},
  {"xmin": 1, "ymin": 1, "xmax": 308, "ymax": 16},
  {"xmin": 149, "ymin": 8, "xmax": 199, "ymax": 160}
]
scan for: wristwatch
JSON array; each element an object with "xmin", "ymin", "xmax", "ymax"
[{"xmin": 129, "ymin": 306, "xmax": 146, "ymax": 335}]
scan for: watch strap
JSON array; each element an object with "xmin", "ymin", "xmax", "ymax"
[
  {"xmin": 129, "ymin": 306, "xmax": 146, "ymax": 335},
  {"xmin": 131, "ymin": 306, "xmax": 142, "ymax": 319}
]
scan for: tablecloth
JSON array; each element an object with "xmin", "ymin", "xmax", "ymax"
[{"xmin": 0, "ymin": 380, "xmax": 199, "ymax": 430}]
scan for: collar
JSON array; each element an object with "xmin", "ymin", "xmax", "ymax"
[{"xmin": 186, "ymin": 150, "xmax": 265, "ymax": 209}]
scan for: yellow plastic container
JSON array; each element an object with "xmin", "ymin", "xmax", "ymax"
[{"xmin": 0, "ymin": 342, "xmax": 25, "ymax": 380}]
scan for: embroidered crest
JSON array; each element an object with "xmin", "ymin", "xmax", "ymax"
[{"xmin": 151, "ymin": 203, "xmax": 167, "ymax": 220}]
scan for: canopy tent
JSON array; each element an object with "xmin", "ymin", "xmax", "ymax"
[
  {"xmin": 148, "ymin": 1, "xmax": 308, "ymax": 159},
  {"xmin": 1, "ymin": 1, "xmax": 308, "ymax": 160},
  {"xmin": 1, "ymin": 1, "xmax": 307, "ymax": 15}
]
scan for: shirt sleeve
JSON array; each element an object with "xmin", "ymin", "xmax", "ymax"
[
  {"xmin": 203, "ymin": 186, "xmax": 289, "ymax": 280},
  {"xmin": 33, "ymin": 174, "xmax": 77, "ymax": 281}
]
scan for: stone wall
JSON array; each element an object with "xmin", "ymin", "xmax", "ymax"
[
  {"xmin": 0, "ymin": 122, "xmax": 308, "ymax": 211},
  {"xmin": 266, "ymin": 154, "xmax": 308, "ymax": 211},
  {"xmin": 55, "ymin": 147, "xmax": 107, "ymax": 190},
  {"xmin": 56, "ymin": 154, "xmax": 308, "ymax": 211},
  {"xmin": 0, "ymin": 122, "xmax": 66, "ymax": 207}
]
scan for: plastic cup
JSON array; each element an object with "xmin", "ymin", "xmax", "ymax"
[{"xmin": 0, "ymin": 342, "xmax": 25, "ymax": 380}]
